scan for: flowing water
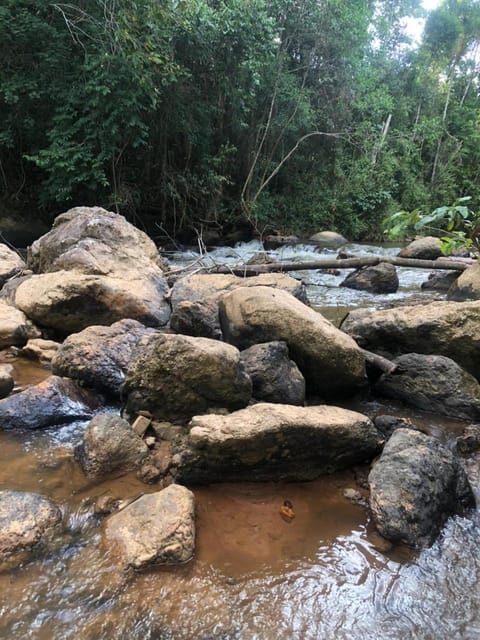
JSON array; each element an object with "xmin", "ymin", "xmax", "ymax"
[{"xmin": 0, "ymin": 241, "xmax": 479, "ymax": 640}]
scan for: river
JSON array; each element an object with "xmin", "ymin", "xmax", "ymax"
[{"xmin": 0, "ymin": 241, "xmax": 478, "ymax": 639}]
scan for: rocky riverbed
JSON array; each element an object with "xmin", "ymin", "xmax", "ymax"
[{"xmin": 0, "ymin": 207, "xmax": 478, "ymax": 639}]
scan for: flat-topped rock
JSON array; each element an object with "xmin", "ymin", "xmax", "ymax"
[
  {"xmin": 173, "ymin": 403, "xmax": 382, "ymax": 483},
  {"xmin": 341, "ymin": 300, "xmax": 480, "ymax": 380}
]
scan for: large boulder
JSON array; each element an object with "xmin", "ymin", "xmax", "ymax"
[
  {"xmin": 15, "ymin": 207, "xmax": 170, "ymax": 332},
  {"xmin": 240, "ymin": 341, "xmax": 305, "ymax": 405},
  {"xmin": 103, "ymin": 484, "xmax": 195, "ymax": 569},
  {"xmin": 0, "ymin": 299, "xmax": 40, "ymax": 348},
  {"xmin": 52, "ymin": 319, "xmax": 156, "ymax": 396},
  {"xmin": 27, "ymin": 206, "xmax": 164, "ymax": 274},
  {"xmin": 398, "ymin": 236, "xmax": 443, "ymax": 260},
  {"xmin": 219, "ymin": 286, "xmax": 366, "ymax": 398},
  {"xmin": 76, "ymin": 413, "xmax": 149, "ymax": 479},
  {"xmin": 170, "ymin": 272, "xmax": 307, "ymax": 339},
  {"xmin": 0, "ymin": 490, "xmax": 62, "ymax": 562},
  {"xmin": 340, "ymin": 262, "xmax": 399, "ymax": 294},
  {"xmin": 341, "ymin": 300, "xmax": 480, "ymax": 380},
  {"xmin": 369, "ymin": 429, "xmax": 475, "ymax": 547},
  {"xmin": 173, "ymin": 403, "xmax": 382, "ymax": 484},
  {"xmin": 123, "ymin": 333, "xmax": 252, "ymax": 423},
  {"xmin": 14, "ymin": 271, "xmax": 170, "ymax": 334},
  {"xmin": 448, "ymin": 262, "xmax": 480, "ymax": 301},
  {"xmin": 0, "ymin": 244, "xmax": 25, "ymax": 288},
  {"xmin": 375, "ymin": 353, "xmax": 480, "ymax": 421},
  {"xmin": 0, "ymin": 375, "xmax": 100, "ymax": 430},
  {"xmin": 309, "ymin": 231, "xmax": 348, "ymax": 248}
]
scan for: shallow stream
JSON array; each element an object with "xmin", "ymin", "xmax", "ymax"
[{"xmin": 0, "ymin": 241, "xmax": 478, "ymax": 639}]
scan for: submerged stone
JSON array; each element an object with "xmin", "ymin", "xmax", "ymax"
[
  {"xmin": 0, "ymin": 490, "xmax": 62, "ymax": 562},
  {"xmin": 104, "ymin": 484, "xmax": 195, "ymax": 569}
]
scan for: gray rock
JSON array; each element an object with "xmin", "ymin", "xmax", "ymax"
[
  {"xmin": 240, "ymin": 341, "xmax": 305, "ymax": 405},
  {"xmin": 341, "ymin": 300, "xmax": 480, "ymax": 380},
  {"xmin": 309, "ymin": 231, "xmax": 348, "ymax": 248},
  {"xmin": 173, "ymin": 403, "xmax": 382, "ymax": 484},
  {"xmin": 340, "ymin": 262, "xmax": 399, "ymax": 294},
  {"xmin": 103, "ymin": 484, "xmax": 195, "ymax": 569},
  {"xmin": 375, "ymin": 353, "xmax": 480, "ymax": 421},
  {"xmin": 369, "ymin": 428, "xmax": 475, "ymax": 547},
  {"xmin": 220, "ymin": 285, "xmax": 366, "ymax": 398},
  {"xmin": 374, "ymin": 414, "xmax": 420, "ymax": 439},
  {"xmin": 421, "ymin": 270, "xmax": 460, "ymax": 291},
  {"xmin": 123, "ymin": 333, "xmax": 252, "ymax": 423},
  {"xmin": 76, "ymin": 413, "xmax": 149, "ymax": 479},
  {"xmin": 27, "ymin": 206, "xmax": 165, "ymax": 274},
  {"xmin": 52, "ymin": 319, "xmax": 157, "ymax": 396},
  {"xmin": 0, "ymin": 375, "xmax": 101, "ymax": 430},
  {"xmin": 0, "ymin": 366, "xmax": 14, "ymax": 399},
  {"xmin": 0, "ymin": 490, "xmax": 62, "ymax": 562},
  {"xmin": 398, "ymin": 236, "xmax": 443, "ymax": 260},
  {"xmin": 170, "ymin": 272, "xmax": 307, "ymax": 339}
]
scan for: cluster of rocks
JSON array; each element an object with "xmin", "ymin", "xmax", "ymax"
[{"xmin": 0, "ymin": 208, "xmax": 477, "ymax": 570}]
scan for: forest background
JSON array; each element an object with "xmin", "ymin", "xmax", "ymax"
[{"xmin": 1, "ymin": 0, "xmax": 480, "ymax": 242}]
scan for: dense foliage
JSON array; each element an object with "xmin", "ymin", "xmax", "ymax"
[{"xmin": 1, "ymin": 0, "xmax": 480, "ymax": 240}]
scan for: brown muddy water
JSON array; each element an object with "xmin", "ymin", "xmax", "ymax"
[{"xmin": 0, "ymin": 357, "xmax": 479, "ymax": 640}]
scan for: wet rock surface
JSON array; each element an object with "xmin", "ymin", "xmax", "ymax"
[
  {"xmin": 104, "ymin": 484, "xmax": 195, "ymax": 569},
  {"xmin": 170, "ymin": 272, "xmax": 308, "ymax": 339},
  {"xmin": 76, "ymin": 413, "xmax": 149, "ymax": 479},
  {"xmin": 173, "ymin": 403, "xmax": 382, "ymax": 484},
  {"xmin": 0, "ymin": 375, "xmax": 101, "ymax": 430},
  {"xmin": 340, "ymin": 262, "xmax": 399, "ymax": 294},
  {"xmin": 52, "ymin": 319, "xmax": 157, "ymax": 396},
  {"xmin": 220, "ymin": 286, "xmax": 367, "ymax": 398},
  {"xmin": 368, "ymin": 428, "xmax": 475, "ymax": 548},
  {"xmin": 123, "ymin": 333, "xmax": 252, "ymax": 423},
  {"xmin": 341, "ymin": 300, "xmax": 480, "ymax": 379},
  {"xmin": 375, "ymin": 353, "xmax": 480, "ymax": 421},
  {"xmin": 240, "ymin": 341, "xmax": 305, "ymax": 405},
  {"xmin": 0, "ymin": 490, "xmax": 62, "ymax": 561}
]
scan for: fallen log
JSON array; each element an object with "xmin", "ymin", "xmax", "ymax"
[
  {"xmin": 204, "ymin": 255, "xmax": 474, "ymax": 276},
  {"xmin": 361, "ymin": 348, "xmax": 397, "ymax": 376}
]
